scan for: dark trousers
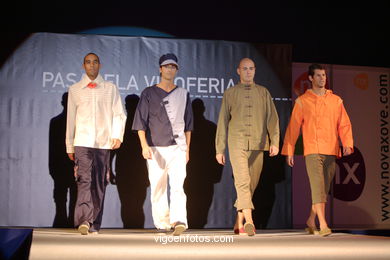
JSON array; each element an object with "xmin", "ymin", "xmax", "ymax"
[{"xmin": 74, "ymin": 146, "xmax": 110, "ymax": 230}]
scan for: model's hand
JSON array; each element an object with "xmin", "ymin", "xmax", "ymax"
[
  {"xmin": 142, "ymin": 146, "xmax": 152, "ymax": 160},
  {"xmin": 68, "ymin": 153, "xmax": 75, "ymax": 161},
  {"xmin": 343, "ymin": 147, "xmax": 353, "ymax": 156},
  {"xmin": 286, "ymin": 155, "xmax": 294, "ymax": 167},
  {"xmin": 216, "ymin": 153, "xmax": 225, "ymax": 165},
  {"xmin": 186, "ymin": 150, "xmax": 190, "ymax": 164},
  {"xmin": 111, "ymin": 139, "xmax": 122, "ymax": 149},
  {"xmin": 269, "ymin": 145, "xmax": 279, "ymax": 157}
]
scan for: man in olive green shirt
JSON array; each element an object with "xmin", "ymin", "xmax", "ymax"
[{"xmin": 215, "ymin": 58, "xmax": 280, "ymax": 236}]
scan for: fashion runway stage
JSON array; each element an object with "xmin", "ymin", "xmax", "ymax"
[{"xmin": 28, "ymin": 228, "xmax": 390, "ymax": 259}]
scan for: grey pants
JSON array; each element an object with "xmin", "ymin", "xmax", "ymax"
[
  {"xmin": 305, "ymin": 154, "xmax": 336, "ymax": 204},
  {"xmin": 74, "ymin": 146, "xmax": 110, "ymax": 231}
]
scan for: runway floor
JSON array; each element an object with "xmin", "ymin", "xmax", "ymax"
[{"xmin": 29, "ymin": 228, "xmax": 390, "ymax": 260}]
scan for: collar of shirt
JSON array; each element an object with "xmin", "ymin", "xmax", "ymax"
[
  {"xmin": 154, "ymin": 84, "xmax": 178, "ymax": 94},
  {"xmin": 306, "ymin": 88, "xmax": 333, "ymax": 99},
  {"xmin": 237, "ymin": 82, "xmax": 255, "ymax": 88},
  {"xmin": 80, "ymin": 74, "xmax": 105, "ymax": 89}
]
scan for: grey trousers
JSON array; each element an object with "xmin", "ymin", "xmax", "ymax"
[{"xmin": 74, "ymin": 146, "xmax": 110, "ymax": 230}]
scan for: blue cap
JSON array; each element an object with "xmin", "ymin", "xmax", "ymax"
[{"xmin": 159, "ymin": 53, "xmax": 178, "ymax": 67}]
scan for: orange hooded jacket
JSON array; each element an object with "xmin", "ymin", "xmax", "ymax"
[{"xmin": 282, "ymin": 89, "xmax": 353, "ymax": 157}]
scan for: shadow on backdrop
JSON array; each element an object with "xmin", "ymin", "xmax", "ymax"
[
  {"xmin": 115, "ymin": 94, "xmax": 149, "ymax": 228},
  {"xmin": 0, "ymin": 33, "xmax": 31, "ymax": 68},
  {"xmin": 48, "ymin": 92, "xmax": 77, "ymax": 228},
  {"xmin": 252, "ymin": 153, "xmax": 286, "ymax": 228},
  {"xmin": 185, "ymin": 98, "xmax": 223, "ymax": 228}
]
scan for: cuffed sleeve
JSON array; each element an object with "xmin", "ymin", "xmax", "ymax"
[
  {"xmin": 111, "ymin": 85, "xmax": 127, "ymax": 142},
  {"xmin": 266, "ymin": 90, "xmax": 280, "ymax": 148},
  {"xmin": 282, "ymin": 98, "xmax": 303, "ymax": 156},
  {"xmin": 132, "ymin": 91, "xmax": 149, "ymax": 131},
  {"xmin": 215, "ymin": 92, "xmax": 231, "ymax": 154},
  {"xmin": 65, "ymin": 89, "xmax": 76, "ymax": 153},
  {"xmin": 184, "ymin": 92, "xmax": 194, "ymax": 132},
  {"xmin": 338, "ymin": 101, "xmax": 354, "ymax": 151}
]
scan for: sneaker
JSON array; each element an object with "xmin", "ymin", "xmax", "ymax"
[
  {"xmin": 172, "ymin": 222, "xmax": 186, "ymax": 236},
  {"xmin": 78, "ymin": 221, "xmax": 90, "ymax": 235}
]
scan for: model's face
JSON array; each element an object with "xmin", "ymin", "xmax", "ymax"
[
  {"xmin": 83, "ymin": 54, "xmax": 100, "ymax": 80},
  {"xmin": 309, "ymin": 69, "xmax": 327, "ymax": 88},
  {"xmin": 237, "ymin": 59, "xmax": 256, "ymax": 84},
  {"xmin": 159, "ymin": 64, "xmax": 178, "ymax": 81}
]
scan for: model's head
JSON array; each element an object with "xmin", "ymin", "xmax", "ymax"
[
  {"xmin": 159, "ymin": 53, "xmax": 178, "ymax": 80},
  {"xmin": 308, "ymin": 63, "xmax": 326, "ymax": 89},
  {"xmin": 308, "ymin": 63, "xmax": 325, "ymax": 77},
  {"xmin": 83, "ymin": 53, "xmax": 101, "ymax": 80},
  {"xmin": 237, "ymin": 58, "xmax": 256, "ymax": 84}
]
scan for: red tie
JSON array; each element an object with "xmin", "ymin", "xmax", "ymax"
[{"xmin": 87, "ymin": 82, "xmax": 97, "ymax": 88}]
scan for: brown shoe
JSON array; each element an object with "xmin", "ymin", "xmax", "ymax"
[
  {"xmin": 305, "ymin": 226, "xmax": 318, "ymax": 235},
  {"xmin": 172, "ymin": 222, "xmax": 186, "ymax": 236},
  {"xmin": 233, "ymin": 224, "xmax": 239, "ymax": 234}
]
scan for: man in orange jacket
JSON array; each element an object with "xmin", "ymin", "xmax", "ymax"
[{"xmin": 282, "ymin": 63, "xmax": 353, "ymax": 236}]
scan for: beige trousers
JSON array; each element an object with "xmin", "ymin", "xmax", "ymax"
[
  {"xmin": 305, "ymin": 154, "xmax": 336, "ymax": 204},
  {"xmin": 229, "ymin": 149, "xmax": 264, "ymax": 210}
]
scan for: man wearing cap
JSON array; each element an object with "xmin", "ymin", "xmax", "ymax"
[
  {"xmin": 66, "ymin": 52, "xmax": 127, "ymax": 235},
  {"xmin": 215, "ymin": 58, "xmax": 280, "ymax": 236},
  {"xmin": 132, "ymin": 53, "xmax": 193, "ymax": 235}
]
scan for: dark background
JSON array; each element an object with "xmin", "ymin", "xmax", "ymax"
[{"xmin": 0, "ymin": 3, "xmax": 389, "ymax": 68}]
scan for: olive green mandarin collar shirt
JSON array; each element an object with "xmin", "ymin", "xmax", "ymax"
[{"xmin": 215, "ymin": 83, "xmax": 280, "ymax": 154}]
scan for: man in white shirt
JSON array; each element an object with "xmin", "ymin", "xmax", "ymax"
[{"xmin": 66, "ymin": 53, "xmax": 126, "ymax": 235}]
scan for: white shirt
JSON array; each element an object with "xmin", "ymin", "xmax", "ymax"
[{"xmin": 66, "ymin": 74, "xmax": 126, "ymax": 153}]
